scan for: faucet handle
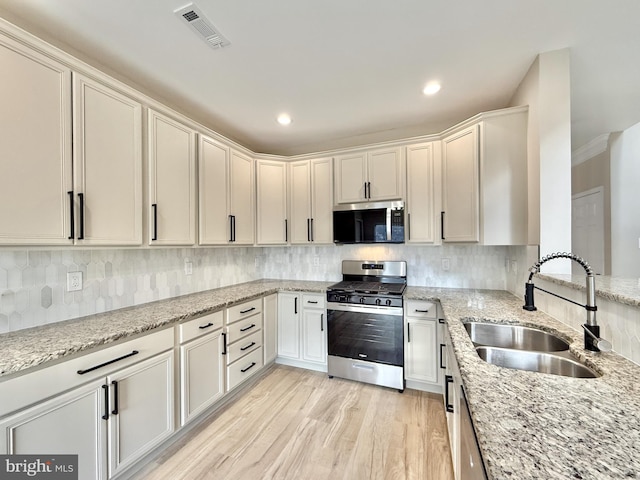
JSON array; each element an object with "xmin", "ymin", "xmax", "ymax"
[{"xmin": 582, "ymin": 324, "xmax": 612, "ymax": 352}]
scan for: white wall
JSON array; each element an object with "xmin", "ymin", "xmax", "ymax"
[
  {"xmin": 610, "ymin": 121, "xmax": 640, "ymax": 276},
  {"xmin": 510, "ymin": 49, "xmax": 572, "ymax": 273}
]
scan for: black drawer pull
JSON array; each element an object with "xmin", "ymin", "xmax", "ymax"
[
  {"xmin": 240, "ymin": 341, "xmax": 256, "ymax": 351},
  {"xmin": 445, "ymin": 375, "xmax": 454, "ymax": 413},
  {"xmin": 222, "ymin": 332, "xmax": 227, "ymax": 355},
  {"xmin": 111, "ymin": 380, "xmax": 119, "ymax": 415},
  {"xmin": 241, "ymin": 362, "xmax": 256, "ymax": 373},
  {"xmin": 101, "ymin": 384, "xmax": 109, "ymax": 420},
  {"xmin": 240, "ymin": 307, "xmax": 256, "ymax": 314},
  {"xmin": 77, "ymin": 350, "xmax": 139, "ymax": 375},
  {"xmin": 307, "ymin": 300, "xmax": 318, "ymax": 304},
  {"xmin": 240, "ymin": 323, "xmax": 256, "ymax": 332},
  {"xmin": 440, "ymin": 344, "xmax": 446, "ymax": 369},
  {"xmin": 438, "ymin": 318, "xmax": 445, "ymax": 324},
  {"xmin": 415, "ymin": 309, "xmax": 430, "ymax": 313},
  {"xmin": 199, "ymin": 322, "xmax": 214, "ymax": 329}
]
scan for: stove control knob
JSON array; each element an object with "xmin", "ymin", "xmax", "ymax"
[
  {"xmin": 386, "ymin": 299, "xmax": 392, "ymax": 306},
  {"xmin": 375, "ymin": 298, "xmax": 381, "ymax": 306},
  {"xmin": 359, "ymin": 297, "xmax": 366, "ymax": 304}
]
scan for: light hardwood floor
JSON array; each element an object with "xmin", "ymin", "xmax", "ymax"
[{"xmin": 134, "ymin": 365, "xmax": 454, "ymax": 480}]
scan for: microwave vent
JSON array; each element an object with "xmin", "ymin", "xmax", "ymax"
[{"xmin": 174, "ymin": 3, "xmax": 230, "ymax": 50}]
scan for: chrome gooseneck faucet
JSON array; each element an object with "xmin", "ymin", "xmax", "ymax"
[{"xmin": 523, "ymin": 252, "xmax": 611, "ymax": 352}]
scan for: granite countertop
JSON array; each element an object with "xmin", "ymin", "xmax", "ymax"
[
  {"xmin": 539, "ymin": 273, "xmax": 640, "ymax": 308},
  {"xmin": 2, "ymin": 281, "xmax": 639, "ymax": 479},
  {"xmin": 406, "ymin": 286, "xmax": 640, "ymax": 480},
  {"xmin": 0, "ymin": 279, "xmax": 332, "ymax": 378}
]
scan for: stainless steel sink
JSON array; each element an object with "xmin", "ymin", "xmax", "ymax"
[
  {"xmin": 464, "ymin": 321, "xmax": 570, "ymax": 352},
  {"xmin": 476, "ymin": 346, "xmax": 600, "ymax": 378}
]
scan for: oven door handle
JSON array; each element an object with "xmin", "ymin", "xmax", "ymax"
[{"xmin": 326, "ymin": 304, "xmax": 403, "ymax": 316}]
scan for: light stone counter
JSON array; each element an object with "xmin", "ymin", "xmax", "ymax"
[
  {"xmin": 405, "ymin": 286, "xmax": 640, "ymax": 480},
  {"xmin": 539, "ymin": 273, "xmax": 640, "ymax": 308},
  {"xmin": 0, "ymin": 279, "xmax": 332, "ymax": 378}
]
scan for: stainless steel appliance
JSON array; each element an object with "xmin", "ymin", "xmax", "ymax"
[
  {"xmin": 332, "ymin": 201, "xmax": 405, "ymax": 244},
  {"xmin": 326, "ymin": 260, "xmax": 407, "ymax": 391},
  {"xmin": 459, "ymin": 385, "xmax": 488, "ymax": 479}
]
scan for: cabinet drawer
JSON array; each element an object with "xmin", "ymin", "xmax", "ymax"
[
  {"xmin": 227, "ymin": 330, "xmax": 262, "ymax": 365},
  {"xmin": 227, "ymin": 348, "xmax": 263, "ymax": 391},
  {"xmin": 227, "ymin": 299, "xmax": 262, "ymax": 325},
  {"xmin": 302, "ymin": 293, "xmax": 325, "ymax": 309},
  {"xmin": 178, "ymin": 310, "xmax": 223, "ymax": 344},
  {"xmin": 406, "ymin": 300, "xmax": 437, "ymax": 319},
  {"xmin": 226, "ymin": 316, "xmax": 262, "ymax": 344}
]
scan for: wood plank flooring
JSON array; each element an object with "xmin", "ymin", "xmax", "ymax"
[{"xmin": 134, "ymin": 365, "xmax": 454, "ymax": 480}]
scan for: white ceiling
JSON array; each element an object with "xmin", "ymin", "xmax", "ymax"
[{"xmin": 1, "ymin": 0, "xmax": 639, "ymax": 156}]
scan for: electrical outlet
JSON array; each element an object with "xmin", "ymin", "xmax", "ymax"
[
  {"xmin": 67, "ymin": 271, "xmax": 82, "ymax": 292},
  {"xmin": 313, "ymin": 256, "xmax": 320, "ymax": 266},
  {"xmin": 511, "ymin": 260, "xmax": 518, "ymax": 274},
  {"xmin": 442, "ymin": 258, "xmax": 450, "ymax": 271},
  {"xmin": 184, "ymin": 260, "xmax": 193, "ymax": 275}
]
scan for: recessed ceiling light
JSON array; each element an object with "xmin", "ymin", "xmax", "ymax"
[
  {"xmin": 423, "ymin": 83, "xmax": 441, "ymax": 95},
  {"xmin": 277, "ymin": 113, "xmax": 292, "ymax": 125}
]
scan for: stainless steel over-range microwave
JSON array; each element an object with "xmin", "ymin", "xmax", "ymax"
[{"xmin": 332, "ymin": 201, "xmax": 405, "ymax": 244}]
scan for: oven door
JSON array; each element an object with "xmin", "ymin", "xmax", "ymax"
[{"xmin": 327, "ymin": 304, "xmax": 403, "ymax": 366}]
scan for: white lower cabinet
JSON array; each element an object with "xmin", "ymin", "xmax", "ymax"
[
  {"xmin": 225, "ymin": 299, "xmax": 264, "ymax": 392},
  {"xmin": 0, "ymin": 335, "xmax": 174, "ymax": 480},
  {"xmin": 443, "ymin": 328, "xmax": 462, "ymax": 480},
  {"xmin": 263, "ymin": 293, "xmax": 278, "ymax": 364},
  {"xmin": 277, "ymin": 292, "xmax": 327, "ymax": 371},
  {"xmin": 404, "ymin": 300, "xmax": 442, "ymax": 393}
]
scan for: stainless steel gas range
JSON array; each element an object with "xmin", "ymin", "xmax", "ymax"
[{"xmin": 326, "ymin": 260, "xmax": 406, "ymax": 392}]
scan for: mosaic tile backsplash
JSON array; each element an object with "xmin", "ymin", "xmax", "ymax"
[{"xmin": 0, "ymin": 244, "xmax": 511, "ymax": 333}]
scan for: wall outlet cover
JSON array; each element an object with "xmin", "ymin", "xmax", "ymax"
[
  {"xmin": 67, "ymin": 271, "xmax": 82, "ymax": 292},
  {"xmin": 442, "ymin": 258, "xmax": 450, "ymax": 271}
]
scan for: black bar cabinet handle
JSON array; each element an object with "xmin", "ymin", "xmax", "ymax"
[
  {"xmin": 111, "ymin": 380, "xmax": 119, "ymax": 415},
  {"xmin": 240, "ymin": 341, "xmax": 256, "ymax": 351},
  {"xmin": 321, "ymin": 313, "xmax": 324, "ymax": 332},
  {"xmin": 240, "ymin": 307, "xmax": 256, "ymax": 314},
  {"xmin": 221, "ymin": 332, "xmax": 227, "ymax": 355},
  {"xmin": 232, "ymin": 215, "xmax": 236, "ymax": 242},
  {"xmin": 68, "ymin": 191, "xmax": 74, "ymax": 240},
  {"xmin": 367, "ymin": 181, "xmax": 371, "ymax": 199},
  {"xmin": 307, "ymin": 218, "xmax": 311, "ymax": 242},
  {"xmin": 441, "ymin": 211, "xmax": 445, "ymax": 240},
  {"xmin": 199, "ymin": 322, "xmax": 214, "ymax": 329},
  {"xmin": 407, "ymin": 323, "xmax": 411, "ymax": 343},
  {"xmin": 285, "ymin": 219, "xmax": 288, "ymax": 242},
  {"xmin": 77, "ymin": 193, "xmax": 84, "ymax": 240},
  {"xmin": 363, "ymin": 182, "xmax": 367, "ymax": 199},
  {"xmin": 310, "ymin": 218, "xmax": 314, "ymax": 242},
  {"xmin": 440, "ymin": 344, "xmax": 446, "ymax": 369},
  {"xmin": 240, "ymin": 323, "xmax": 256, "ymax": 332},
  {"xmin": 241, "ymin": 362, "xmax": 256, "ymax": 373},
  {"xmin": 77, "ymin": 350, "xmax": 139, "ymax": 375},
  {"xmin": 445, "ymin": 375, "xmax": 454, "ymax": 413},
  {"xmin": 407, "ymin": 212, "xmax": 411, "ymax": 240},
  {"xmin": 228, "ymin": 215, "xmax": 233, "ymax": 242},
  {"xmin": 101, "ymin": 384, "xmax": 109, "ymax": 420},
  {"xmin": 438, "ymin": 318, "xmax": 445, "ymax": 324},
  {"xmin": 152, "ymin": 204, "xmax": 158, "ymax": 241},
  {"xmin": 294, "ymin": 297, "xmax": 298, "ymax": 314}
]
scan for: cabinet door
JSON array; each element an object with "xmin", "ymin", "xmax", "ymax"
[
  {"xmin": 289, "ymin": 160, "xmax": 312, "ymax": 244},
  {"xmin": 302, "ymin": 308, "xmax": 327, "ymax": 365},
  {"xmin": 0, "ymin": 36, "xmax": 73, "ymax": 245},
  {"xmin": 148, "ymin": 110, "xmax": 196, "ymax": 245},
  {"xmin": 442, "ymin": 126, "xmax": 479, "ymax": 242},
  {"xmin": 367, "ymin": 147, "xmax": 403, "ymax": 201},
  {"xmin": 180, "ymin": 331, "xmax": 224, "ymax": 426},
  {"xmin": 263, "ymin": 294, "xmax": 278, "ymax": 364},
  {"xmin": 0, "ymin": 379, "xmax": 107, "ymax": 480},
  {"xmin": 405, "ymin": 319, "xmax": 438, "ymax": 384},
  {"xmin": 406, "ymin": 143, "xmax": 435, "ymax": 243},
  {"xmin": 334, "ymin": 153, "xmax": 367, "ymax": 204},
  {"xmin": 199, "ymin": 135, "xmax": 230, "ymax": 245},
  {"xmin": 229, "ymin": 150, "xmax": 254, "ymax": 245},
  {"xmin": 108, "ymin": 351, "xmax": 174, "ymax": 477},
  {"xmin": 73, "ymin": 74, "xmax": 142, "ymax": 245},
  {"xmin": 277, "ymin": 293, "xmax": 300, "ymax": 360},
  {"xmin": 310, "ymin": 158, "xmax": 333, "ymax": 244},
  {"xmin": 256, "ymin": 160, "xmax": 287, "ymax": 245}
]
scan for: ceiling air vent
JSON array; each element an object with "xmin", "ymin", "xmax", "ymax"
[{"xmin": 174, "ymin": 3, "xmax": 230, "ymax": 50}]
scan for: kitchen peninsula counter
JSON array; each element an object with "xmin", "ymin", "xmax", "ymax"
[{"xmin": 1, "ymin": 282, "xmax": 639, "ymax": 479}]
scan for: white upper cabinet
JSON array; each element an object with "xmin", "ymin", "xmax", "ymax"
[
  {"xmin": 256, "ymin": 160, "xmax": 287, "ymax": 245},
  {"xmin": 334, "ymin": 147, "xmax": 404, "ymax": 204},
  {"xmin": 442, "ymin": 126, "xmax": 480, "ymax": 242},
  {"xmin": 441, "ymin": 107, "xmax": 528, "ymax": 245},
  {"xmin": 73, "ymin": 74, "xmax": 142, "ymax": 245},
  {"xmin": 199, "ymin": 136, "xmax": 254, "ymax": 245},
  {"xmin": 406, "ymin": 142, "xmax": 437, "ymax": 243},
  {"xmin": 289, "ymin": 158, "xmax": 333, "ymax": 244},
  {"xmin": 148, "ymin": 109, "xmax": 196, "ymax": 245},
  {"xmin": 0, "ymin": 34, "xmax": 73, "ymax": 245}
]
